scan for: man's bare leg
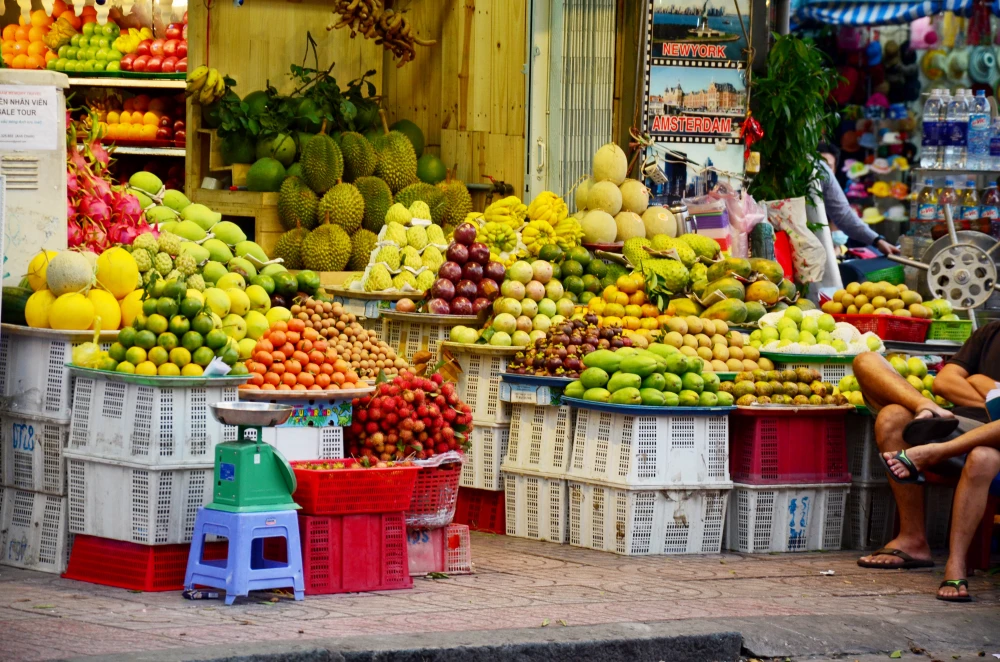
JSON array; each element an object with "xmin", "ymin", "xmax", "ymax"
[
  {"xmin": 939, "ymin": 446, "xmax": 1000, "ymax": 600},
  {"xmin": 884, "ymin": 419, "xmax": 1000, "ymax": 480},
  {"xmin": 853, "ymin": 353, "xmax": 952, "ymax": 418},
  {"xmin": 857, "ymin": 404, "xmax": 933, "ymax": 566}
]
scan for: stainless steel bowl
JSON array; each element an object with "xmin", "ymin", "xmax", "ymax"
[{"xmin": 209, "ymin": 402, "xmax": 295, "ymax": 427}]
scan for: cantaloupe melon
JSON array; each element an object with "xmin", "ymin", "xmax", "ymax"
[
  {"xmin": 46, "ymin": 252, "xmax": 95, "ymax": 296},
  {"xmin": 642, "ymin": 206, "xmax": 678, "ymax": 238},
  {"xmin": 620, "ymin": 179, "xmax": 649, "ymax": 214},
  {"xmin": 614, "ymin": 211, "xmax": 646, "ymax": 241},
  {"xmin": 587, "ymin": 181, "xmax": 623, "ymax": 215},
  {"xmin": 592, "ymin": 143, "xmax": 628, "ymax": 185},
  {"xmin": 575, "ymin": 178, "xmax": 593, "ymax": 211},
  {"xmin": 581, "ymin": 210, "xmax": 617, "ymax": 244}
]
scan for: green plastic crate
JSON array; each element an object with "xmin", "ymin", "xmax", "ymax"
[
  {"xmin": 864, "ymin": 265, "xmax": 905, "ymax": 285},
  {"xmin": 927, "ymin": 319, "xmax": 973, "ymax": 342}
]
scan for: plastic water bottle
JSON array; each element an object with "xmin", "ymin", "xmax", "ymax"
[
  {"xmin": 944, "ymin": 91, "xmax": 969, "ymax": 169},
  {"xmin": 913, "ymin": 178, "xmax": 938, "ymax": 238},
  {"xmin": 982, "ymin": 184, "xmax": 1000, "ymax": 238},
  {"xmin": 920, "ymin": 89, "xmax": 944, "ymax": 169},
  {"xmin": 960, "ymin": 179, "xmax": 980, "ymax": 227},
  {"xmin": 967, "ymin": 89, "xmax": 991, "ymax": 170},
  {"xmin": 938, "ymin": 178, "xmax": 959, "ymax": 225}
]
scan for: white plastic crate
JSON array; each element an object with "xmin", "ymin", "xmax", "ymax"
[
  {"xmin": 0, "ymin": 325, "xmax": 115, "ymax": 423},
  {"xmin": 440, "ymin": 343, "xmax": 514, "ymax": 425},
  {"xmin": 460, "ymin": 423, "xmax": 509, "ymax": 491},
  {"xmin": 245, "ymin": 425, "xmax": 345, "ymax": 462},
  {"xmin": 68, "ymin": 373, "xmax": 239, "ymax": 466},
  {"xmin": 567, "ymin": 406, "xmax": 730, "ymax": 488},
  {"xmin": 504, "ymin": 471, "xmax": 569, "ymax": 543},
  {"xmin": 567, "ymin": 480, "xmax": 730, "ymax": 555},
  {"xmin": 843, "ymin": 481, "xmax": 896, "ymax": 550},
  {"xmin": 406, "ymin": 524, "xmax": 473, "ymax": 576},
  {"xmin": 0, "ymin": 413, "xmax": 68, "ymax": 495},
  {"xmin": 503, "ymin": 403, "xmax": 575, "ymax": 475},
  {"xmin": 65, "ymin": 453, "xmax": 211, "ymax": 545},
  {"xmin": 381, "ymin": 312, "xmax": 464, "ymax": 363},
  {"xmin": 725, "ymin": 483, "xmax": 850, "ymax": 553},
  {"xmin": 772, "ymin": 360, "xmax": 853, "ymax": 384},
  {"xmin": 846, "ymin": 414, "xmax": 884, "ymax": 483},
  {"xmin": 0, "ymin": 487, "xmax": 70, "ymax": 574}
]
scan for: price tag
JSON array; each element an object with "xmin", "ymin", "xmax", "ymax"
[
  {"xmin": 342, "ymin": 299, "xmax": 366, "ymax": 317},
  {"xmin": 365, "ymin": 300, "xmax": 384, "ymax": 317}
]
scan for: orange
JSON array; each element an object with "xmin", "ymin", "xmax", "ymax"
[
  {"xmin": 127, "ymin": 124, "xmax": 144, "ymax": 140},
  {"xmin": 3, "ymin": 25, "xmax": 17, "ymax": 41},
  {"xmin": 11, "ymin": 54, "xmax": 27, "ymax": 69},
  {"xmin": 132, "ymin": 94, "xmax": 150, "ymax": 112},
  {"xmin": 104, "ymin": 124, "xmax": 118, "ymax": 140},
  {"xmin": 14, "ymin": 27, "xmax": 27, "ymax": 41},
  {"xmin": 118, "ymin": 111, "xmax": 131, "ymax": 124},
  {"xmin": 106, "ymin": 110, "xmax": 120, "ymax": 124},
  {"xmin": 139, "ymin": 124, "xmax": 157, "ymax": 140},
  {"xmin": 148, "ymin": 98, "xmax": 167, "ymax": 113},
  {"xmin": 13, "ymin": 40, "xmax": 29, "ymax": 55},
  {"xmin": 44, "ymin": 50, "xmax": 56, "ymax": 62},
  {"xmin": 58, "ymin": 10, "xmax": 80, "ymax": 29},
  {"xmin": 1, "ymin": 53, "xmax": 13, "ymax": 67},
  {"xmin": 27, "ymin": 41, "xmax": 46, "ymax": 56},
  {"xmin": 52, "ymin": 0, "xmax": 69, "ymax": 13},
  {"xmin": 1, "ymin": 42, "xmax": 13, "ymax": 55},
  {"xmin": 81, "ymin": 5, "xmax": 96, "ymax": 16},
  {"xmin": 122, "ymin": 98, "xmax": 135, "ymax": 112},
  {"xmin": 30, "ymin": 10, "xmax": 53, "ymax": 28},
  {"xmin": 142, "ymin": 111, "xmax": 159, "ymax": 126},
  {"xmin": 27, "ymin": 26, "xmax": 45, "ymax": 43},
  {"xmin": 25, "ymin": 54, "xmax": 44, "ymax": 69}
]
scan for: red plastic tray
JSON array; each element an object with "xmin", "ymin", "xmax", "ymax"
[
  {"xmin": 405, "ymin": 462, "xmax": 463, "ymax": 528},
  {"xmin": 63, "ymin": 535, "xmax": 226, "ymax": 592},
  {"xmin": 407, "ymin": 524, "xmax": 473, "ymax": 576},
  {"xmin": 831, "ymin": 314, "xmax": 931, "ymax": 342},
  {"xmin": 299, "ymin": 512, "xmax": 411, "ymax": 595},
  {"xmin": 291, "ymin": 459, "xmax": 419, "ymax": 516},
  {"xmin": 730, "ymin": 407, "xmax": 850, "ymax": 484},
  {"xmin": 453, "ymin": 487, "xmax": 506, "ymax": 535}
]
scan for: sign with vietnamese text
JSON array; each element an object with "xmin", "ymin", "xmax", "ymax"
[{"xmin": 0, "ymin": 85, "xmax": 58, "ymax": 151}]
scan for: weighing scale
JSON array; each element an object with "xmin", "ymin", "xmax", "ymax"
[{"xmin": 206, "ymin": 402, "xmax": 299, "ymax": 513}]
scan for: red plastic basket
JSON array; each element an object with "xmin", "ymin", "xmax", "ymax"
[
  {"xmin": 831, "ymin": 314, "xmax": 931, "ymax": 342},
  {"xmin": 299, "ymin": 512, "xmax": 411, "ymax": 595},
  {"xmin": 407, "ymin": 524, "xmax": 474, "ymax": 576},
  {"xmin": 405, "ymin": 461, "xmax": 463, "ymax": 528},
  {"xmin": 291, "ymin": 459, "xmax": 420, "ymax": 515},
  {"xmin": 63, "ymin": 535, "xmax": 227, "ymax": 592},
  {"xmin": 730, "ymin": 408, "xmax": 850, "ymax": 484},
  {"xmin": 453, "ymin": 487, "xmax": 506, "ymax": 535}
]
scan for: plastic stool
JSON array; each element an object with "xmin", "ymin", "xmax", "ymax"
[{"xmin": 184, "ymin": 508, "xmax": 305, "ymax": 605}]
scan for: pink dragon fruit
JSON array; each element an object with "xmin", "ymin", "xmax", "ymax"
[
  {"xmin": 77, "ymin": 195, "xmax": 111, "ymax": 226},
  {"xmin": 67, "ymin": 218, "xmax": 85, "ymax": 248},
  {"xmin": 111, "ymin": 189, "xmax": 143, "ymax": 222}
]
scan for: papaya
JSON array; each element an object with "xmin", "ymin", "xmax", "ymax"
[
  {"xmin": 582, "ymin": 349, "xmax": 621, "ymax": 373},
  {"xmin": 703, "ymin": 276, "xmax": 745, "ymax": 302},
  {"xmin": 619, "ymin": 354, "xmax": 660, "ymax": 377},
  {"xmin": 744, "ymin": 300, "xmax": 767, "ymax": 322},
  {"xmin": 750, "ymin": 258, "xmax": 784, "ymax": 284},
  {"xmin": 639, "ymin": 388, "xmax": 666, "ymax": 406},
  {"xmin": 691, "ymin": 279, "xmax": 708, "ymax": 298},
  {"xmin": 580, "ymin": 367, "xmax": 610, "ymax": 389},
  {"xmin": 610, "ymin": 387, "xmax": 642, "ymax": 405},
  {"xmin": 702, "ymin": 298, "xmax": 748, "ymax": 323},
  {"xmin": 777, "ymin": 278, "xmax": 796, "ymax": 300},
  {"xmin": 706, "ymin": 257, "xmax": 751, "ymax": 282},
  {"xmin": 666, "ymin": 296, "xmax": 703, "ymax": 317},
  {"xmin": 646, "ymin": 343, "xmax": 679, "ymax": 360},
  {"xmin": 563, "ymin": 380, "xmax": 586, "ymax": 399},
  {"xmin": 607, "ymin": 372, "xmax": 642, "ymax": 393},
  {"xmin": 641, "ymin": 373, "xmax": 667, "ymax": 390},
  {"xmin": 583, "ymin": 387, "xmax": 611, "ymax": 402},
  {"xmin": 745, "ymin": 280, "xmax": 780, "ymax": 305}
]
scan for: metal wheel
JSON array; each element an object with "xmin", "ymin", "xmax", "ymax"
[{"xmin": 926, "ymin": 243, "xmax": 997, "ymax": 310}]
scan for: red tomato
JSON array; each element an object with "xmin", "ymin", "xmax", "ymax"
[
  {"xmin": 131, "ymin": 55, "xmax": 149, "ymax": 72},
  {"xmin": 175, "ymin": 57, "xmax": 187, "ymax": 72},
  {"xmin": 156, "ymin": 127, "xmax": 173, "ymax": 140},
  {"xmin": 177, "ymin": 42, "xmax": 187, "ymax": 58},
  {"xmin": 163, "ymin": 39, "xmax": 179, "ymax": 57},
  {"xmin": 146, "ymin": 56, "xmax": 163, "ymax": 72},
  {"xmin": 161, "ymin": 56, "xmax": 177, "ymax": 73},
  {"xmin": 136, "ymin": 40, "xmax": 151, "ymax": 56},
  {"xmin": 149, "ymin": 39, "xmax": 165, "ymax": 56}
]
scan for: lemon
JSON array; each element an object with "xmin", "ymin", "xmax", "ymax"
[
  {"xmin": 119, "ymin": 290, "xmax": 144, "ymax": 327},
  {"xmin": 226, "ymin": 288, "xmax": 251, "ymax": 316},
  {"xmin": 204, "ymin": 288, "xmax": 230, "ymax": 317},
  {"xmin": 116, "ymin": 361, "xmax": 136, "ymax": 374},
  {"xmin": 181, "ymin": 363, "xmax": 204, "ymax": 376},
  {"xmin": 238, "ymin": 337, "xmax": 256, "ymax": 360},
  {"xmin": 221, "ymin": 313, "xmax": 247, "ymax": 340},
  {"xmin": 87, "ymin": 289, "xmax": 122, "ymax": 330},
  {"xmin": 266, "ymin": 306, "xmax": 291, "ymax": 325},
  {"xmin": 95, "ymin": 247, "xmax": 139, "ymax": 299},
  {"xmin": 157, "ymin": 363, "xmax": 181, "ymax": 376},
  {"xmin": 26, "ymin": 250, "xmax": 59, "ymax": 291},
  {"xmin": 25, "ymin": 290, "xmax": 57, "ymax": 328},
  {"xmin": 185, "ymin": 289, "xmax": 205, "ymax": 304},
  {"xmin": 49, "ymin": 293, "xmax": 96, "ymax": 330},
  {"xmin": 125, "ymin": 346, "xmax": 147, "ymax": 365},
  {"xmin": 135, "ymin": 361, "xmax": 158, "ymax": 375}
]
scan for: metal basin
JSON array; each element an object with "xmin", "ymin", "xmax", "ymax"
[{"xmin": 209, "ymin": 402, "xmax": 294, "ymax": 427}]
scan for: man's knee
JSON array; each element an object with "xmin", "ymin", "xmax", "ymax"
[
  {"xmin": 853, "ymin": 352, "xmax": 887, "ymax": 389},
  {"xmin": 874, "ymin": 404, "xmax": 911, "ymax": 448},
  {"xmin": 964, "ymin": 446, "xmax": 1000, "ymax": 481}
]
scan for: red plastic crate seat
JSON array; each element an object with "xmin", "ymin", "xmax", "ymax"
[
  {"xmin": 407, "ymin": 524, "xmax": 474, "ymax": 576},
  {"xmin": 292, "ymin": 459, "xmax": 420, "ymax": 516},
  {"xmin": 63, "ymin": 534, "xmax": 227, "ymax": 592},
  {"xmin": 831, "ymin": 314, "xmax": 931, "ymax": 342},
  {"xmin": 453, "ymin": 487, "xmax": 506, "ymax": 535},
  {"xmin": 299, "ymin": 512, "xmax": 412, "ymax": 595},
  {"xmin": 405, "ymin": 462, "xmax": 463, "ymax": 528},
  {"xmin": 730, "ymin": 408, "xmax": 850, "ymax": 484}
]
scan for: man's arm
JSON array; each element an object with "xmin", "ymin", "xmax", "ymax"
[
  {"xmin": 933, "ymin": 363, "xmax": 988, "ymax": 408},
  {"xmin": 819, "ymin": 162, "xmax": 880, "ymax": 245},
  {"xmin": 967, "ymin": 373, "xmax": 999, "ymax": 398}
]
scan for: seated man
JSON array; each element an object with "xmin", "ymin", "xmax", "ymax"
[{"xmin": 852, "ymin": 320, "xmax": 1000, "ymax": 602}]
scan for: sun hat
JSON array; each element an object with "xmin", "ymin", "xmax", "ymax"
[
  {"xmin": 866, "ymin": 41, "xmax": 883, "ymax": 67},
  {"xmin": 846, "ymin": 181, "xmax": 869, "ymax": 198},
  {"xmin": 968, "ymin": 46, "xmax": 998, "ymax": 85},
  {"xmin": 900, "ymin": 42, "xmax": 918, "ymax": 66},
  {"xmin": 921, "ymin": 49, "xmax": 948, "ymax": 79},
  {"xmin": 889, "ymin": 155, "xmax": 910, "ymax": 171},
  {"xmin": 846, "ymin": 160, "xmax": 869, "ymax": 178},
  {"xmin": 880, "ymin": 130, "xmax": 902, "ymax": 145},
  {"xmin": 886, "ymin": 204, "xmax": 908, "ymax": 221},
  {"xmin": 946, "ymin": 49, "xmax": 969, "ymax": 81},
  {"xmin": 861, "ymin": 207, "xmax": 886, "ymax": 224},
  {"xmin": 883, "ymin": 41, "xmax": 901, "ymax": 69},
  {"xmin": 841, "ymin": 130, "xmax": 861, "ymax": 152},
  {"xmin": 868, "ymin": 181, "xmax": 892, "ymax": 197},
  {"xmin": 890, "ymin": 182, "xmax": 910, "ymax": 199},
  {"xmin": 910, "ymin": 18, "xmax": 938, "ymax": 49},
  {"xmin": 832, "ymin": 66, "xmax": 860, "ymax": 105},
  {"xmin": 859, "ymin": 132, "xmax": 879, "ymax": 150},
  {"xmin": 870, "ymin": 158, "xmax": 892, "ymax": 175}
]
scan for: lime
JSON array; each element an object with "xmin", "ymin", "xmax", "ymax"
[
  {"xmin": 564, "ymin": 275, "xmax": 585, "ymax": 294},
  {"xmin": 229, "ymin": 362, "xmax": 249, "ymax": 376},
  {"xmin": 565, "ymin": 291, "xmax": 578, "ymax": 303},
  {"xmin": 164, "ymin": 280, "xmax": 187, "ymax": 300},
  {"xmin": 580, "ymin": 291, "xmax": 595, "ymax": 304},
  {"xmin": 181, "ymin": 363, "xmax": 204, "ymax": 376},
  {"xmin": 118, "ymin": 326, "xmax": 137, "ymax": 348},
  {"xmin": 156, "ymin": 298, "xmax": 179, "ymax": 318},
  {"xmin": 135, "ymin": 361, "xmax": 158, "ymax": 376},
  {"xmin": 145, "ymin": 314, "xmax": 168, "ymax": 335},
  {"xmin": 205, "ymin": 329, "xmax": 228, "ymax": 350},
  {"xmin": 179, "ymin": 297, "xmax": 203, "ymax": 319},
  {"xmin": 157, "ymin": 363, "xmax": 181, "ymax": 376},
  {"xmin": 191, "ymin": 314, "xmax": 214, "ymax": 336},
  {"xmin": 169, "ymin": 347, "xmax": 192, "ymax": 368},
  {"xmin": 133, "ymin": 313, "xmax": 147, "ymax": 331},
  {"xmin": 251, "ymin": 274, "xmax": 275, "ymax": 295},
  {"xmin": 537, "ymin": 244, "xmax": 564, "ymax": 262},
  {"xmin": 148, "ymin": 346, "xmax": 169, "ymax": 366},
  {"xmin": 193, "ymin": 346, "xmax": 215, "ymax": 367},
  {"xmin": 116, "ymin": 361, "xmax": 136, "ymax": 374},
  {"xmin": 567, "ymin": 246, "xmax": 592, "ymax": 266},
  {"xmin": 587, "ymin": 260, "xmax": 608, "ymax": 278},
  {"xmin": 181, "ymin": 331, "xmax": 205, "ymax": 352},
  {"xmin": 142, "ymin": 297, "xmax": 159, "ymax": 316},
  {"xmin": 550, "ymin": 263, "xmax": 562, "ymax": 281},
  {"xmin": 152, "ymin": 279, "xmax": 167, "ymax": 297},
  {"xmin": 125, "ymin": 346, "xmax": 147, "ymax": 365},
  {"xmin": 98, "ymin": 357, "xmax": 119, "ymax": 372},
  {"xmin": 562, "ymin": 260, "xmax": 584, "ymax": 278},
  {"xmin": 218, "ymin": 344, "xmax": 240, "ymax": 365},
  {"xmin": 583, "ymin": 274, "xmax": 602, "ymax": 293},
  {"xmin": 169, "ymin": 315, "xmax": 190, "ymax": 336},
  {"xmin": 157, "ymin": 332, "xmax": 179, "ymax": 351},
  {"xmin": 108, "ymin": 342, "xmax": 127, "ymax": 362},
  {"xmin": 134, "ymin": 330, "xmax": 157, "ymax": 350}
]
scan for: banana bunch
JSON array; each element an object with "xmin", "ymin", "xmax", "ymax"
[
  {"xmin": 113, "ymin": 27, "xmax": 153, "ymax": 54},
  {"xmin": 186, "ymin": 66, "xmax": 227, "ymax": 105},
  {"xmin": 553, "ymin": 216, "xmax": 585, "ymax": 251},
  {"xmin": 490, "ymin": 250, "xmax": 520, "ymax": 268},
  {"xmin": 522, "ymin": 220, "xmax": 557, "ymax": 256},
  {"xmin": 483, "ymin": 195, "xmax": 528, "ymax": 230},
  {"xmin": 43, "ymin": 17, "xmax": 78, "ymax": 50},
  {"xmin": 476, "ymin": 221, "xmax": 518, "ymax": 254},
  {"xmin": 526, "ymin": 191, "xmax": 568, "ymax": 225}
]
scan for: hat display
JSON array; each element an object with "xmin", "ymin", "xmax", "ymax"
[
  {"xmin": 946, "ymin": 48, "xmax": 969, "ymax": 81},
  {"xmin": 886, "ymin": 204, "xmax": 908, "ymax": 221},
  {"xmin": 846, "ymin": 181, "xmax": 869, "ymax": 198},
  {"xmin": 859, "ymin": 132, "xmax": 879, "ymax": 150},
  {"xmin": 968, "ymin": 46, "xmax": 998, "ymax": 85},
  {"xmin": 832, "ymin": 66, "xmax": 860, "ymax": 105},
  {"xmin": 866, "ymin": 40, "xmax": 883, "ymax": 67},
  {"xmin": 846, "ymin": 161, "xmax": 870, "ymax": 178},
  {"xmin": 841, "ymin": 130, "xmax": 861, "ymax": 152},
  {"xmin": 861, "ymin": 207, "xmax": 886, "ymax": 224},
  {"xmin": 883, "ymin": 40, "xmax": 901, "ymax": 68},
  {"xmin": 910, "ymin": 18, "xmax": 939, "ymax": 50},
  {"xmin": 921, "ymin": 49, "xmax": 947, "ymax": 79},
  {"xmin": 891, "ymin": 182, "xmax": 910, "ymax": 199},
  {"xmin": 868, "ymin": 181, "xmax": 892, "ymax": 196},
  {"xmin": 838, "ymin": 26, "xmax": 865, "ymax": 51},
  {"xmin": 870, "ymin": 159, "xmax": 892, "ymax": 175}
]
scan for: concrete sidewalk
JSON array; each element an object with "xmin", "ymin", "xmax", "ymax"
[{"xmin": 1, "ymin": 534, "xmax": 997, "ymax": 661}]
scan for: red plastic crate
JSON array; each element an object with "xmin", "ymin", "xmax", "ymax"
[
  {"xmin": 407, "ymin": 524, "xmax": 474, "ymax": 576},
  {"xmin": 730, "ymin": 408, "xmax": 850, "ymax": 484},
  {"xmin": 63, "ymin": 535, "xmax": 227, "ymax": 592},
  {"xmin": 299, "ymin": 512, "xmax": 412, "ymax": 595},
  {"xmin": 453, "ymin": 487, "xmax": 506, "ymax": 534},
  {"xmin": 291, "ymin": 459, "xmax": 420, "ymax": 515},
  {"xmin": 831, "ymin": 314, "xmax": 931, "ymax": 342},
  {"xmin": 405, "ymin": 462, "xmax": 463, "ymax": 529}
]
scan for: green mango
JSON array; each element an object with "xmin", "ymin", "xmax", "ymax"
[
  {"xmin": 662, "ymin": 373, "xmax": 683, "ymax": 393},
  {"xmin": 641, "ymin": 373, "xmax": 667, "ymax": 391},
  {"xmin": 581, "ymin": 349, "xmax": 621, "ymax": 373},
  {"xmin": 610, "ymin": 387, "xmax": 642, "ymax": 405},
  {"xmin": 702, "ymin": 372, "xmax": 720, "ymax": 394},
  {"xmin": 618, "ymin": 354, "xmax": 659, "ymax": 378},
  {"xmin": 639, "ymin": 388, "xmax": 666, "ymax": 406},
  {"xmin": 563, "ymin": 380, "xmax": 585, "ymax": 399},
  {"xmin": 646, "ymin": 343, "xmax": 679, "ymax": 359},
  {"xmin": 580, "ymin": 367, "xmax": 610, "ymax": 389},
  {"xmin": 583, "ymin": 387, "xmax": 611, "ymax": 402},
  {"xmin": 607, "ymin": 372, "xmax": 642, "ymax": 393}
]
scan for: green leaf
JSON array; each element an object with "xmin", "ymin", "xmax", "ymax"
[{"xmin": 890, "ymin": 651, "xmax": 902, "ymax": 659}]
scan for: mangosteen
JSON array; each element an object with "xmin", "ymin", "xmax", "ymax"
[
  {"xmin": 597, "ymin": 339, "xmax": 611, "ymax": 349},
  {"xmin": 564, "ymin": 356, "xmax": 582, "ymax": 371},
  {"xmin": 581, "ymin": 343, "xmax": 596, "ymax": 354},
  {"xmin": 621, "ymin": 336, "xmax": 632, "ymax": 347},
  {"xmin": 551, "ymin": 333, "xmax": 570, "ymax": 346},
  {"xmin": 546, "ymin": 356, "xmax": 563, "ymax": 372},
  {"xmin": 584, "ymin": 313, "xmax": 599, "ymax": 325},
  {"xmin": 610, "ymin": 337, "xmax": 624, "ymax": 348},
  {"xmin": 555, "ymin": 346, "xmax": 568, "ymax": 359},
  {"xmin": 535, "ymin": 338, "xmax": 547, "ymax": 349}
]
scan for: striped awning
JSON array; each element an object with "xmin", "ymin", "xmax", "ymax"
[{"xmin": 793, "ymin": 0, "xmax": 994, "ymax": 25}]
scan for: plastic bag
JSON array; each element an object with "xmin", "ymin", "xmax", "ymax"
[
  {"xmin": 764, "ymin": 197, "xmax": 827, "ymax": 284},
  {"xmin": 684, "ymin": 183, "xmax": 766, "ymax": 257},
  {"xmin": 405, "ymin": 451, "xmax": 463, "ymax": 529},
  {"xmin": 71, "ymin": 318, "xmax": 107, "ymax": 368}
]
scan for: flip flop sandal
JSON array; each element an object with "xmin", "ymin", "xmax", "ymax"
[
  {"xmin": 880, "ymin": 449, "xmax": 926, "ymax": 484},
  {"xmin": 937, "ymin": 579, "xmax": 972, "ymax": 602},
  {"xmin": 857, "ymin": 547, "xmax": 935, "ymax": 569},
  {"xmin": 902, "ymin": 415, "xmax": 959, "ymax": 444}
]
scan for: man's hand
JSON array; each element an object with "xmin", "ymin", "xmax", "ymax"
[{"xmin": 876, "ymin": 238, "xmax": 900, "ymax": 255}]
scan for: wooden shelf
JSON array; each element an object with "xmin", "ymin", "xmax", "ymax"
[
  {"xmin": 67, "ymin": 77, "xmax": 186, "ymax": 90},
  {"xmin": 114, "ymin": 145, "xmax": 186, "ymax": 157}
]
